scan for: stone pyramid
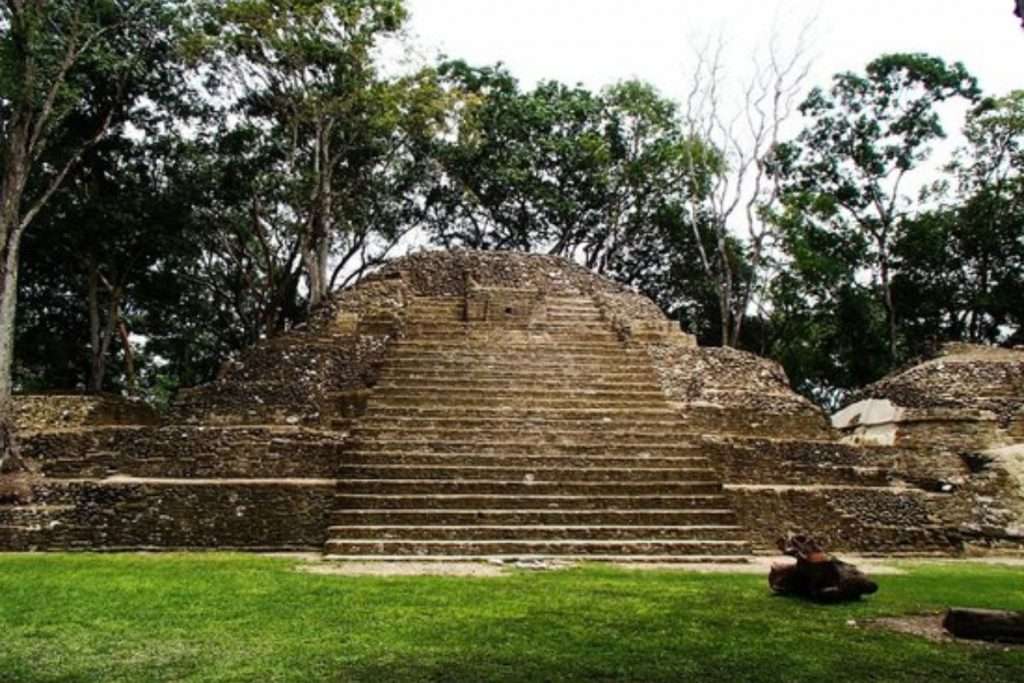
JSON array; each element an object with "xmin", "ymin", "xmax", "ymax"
[{"xmin": 5, "ymin": 250, "xmax": 1017, "ymax": 558}]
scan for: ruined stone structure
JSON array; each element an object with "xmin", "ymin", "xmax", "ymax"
[
  {"xmin": 834, "ymin": 344, "xmax": 1024, "ymax": 451},
  {"xmin": 2, "ymin": 251, "xmax": 1021, "ymax": 558},
  {"xmin": 834, "ymin": 344, "xmax": 1024, "ymax": 548}
]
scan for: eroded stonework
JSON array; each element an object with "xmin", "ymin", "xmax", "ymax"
[
  {"xmin": 833, "ymin": 343, "xmax": 1024, "ymax": 548},
  {"xmin": 2, "ymin": 251, "xmax": 1020, "ymax": 557}
]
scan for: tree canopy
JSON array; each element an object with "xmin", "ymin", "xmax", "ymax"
[{"xmin": 0, "ymin": 2, "xmax": 1020, "ymax": 441}]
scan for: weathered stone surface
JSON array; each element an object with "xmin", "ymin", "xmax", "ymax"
[
  {"xmin": 14, "ymin": 394, "xmax": 159, "ymax": 431},
  {"xmin": 0, "ymin": 479, "xmax": 333, "ymax": 551},
  {"xmin": 836, "ymin": 344, "xmax": 1024, "ymax": 449},
  {"xmin": 19, "ymin": 426, "xmax": 345, "ymax": 479},
  {"xmin": 832, "ymin": 343, "xmax": 1024, "ymax": 549},
  {"xmin": 3, "ymin": 250, "xmax": 1021, "ymax": 557}
]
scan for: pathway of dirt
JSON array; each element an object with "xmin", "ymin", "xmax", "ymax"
[
  {"xmin": 285, "ymin": 554, "xmax": 1024, "ymax": 577},
  {"xmin": 863, "ymin": 613, "xmax": 1024, "ymax": 650}
]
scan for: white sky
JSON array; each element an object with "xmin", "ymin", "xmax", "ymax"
[
  {"xmin": 405, "ymin": 0, "xmax": 1021, "ymax": 101},
  {"xmin": 396, "ymin": 0, "xmax": 1022, "ymax": 219}
]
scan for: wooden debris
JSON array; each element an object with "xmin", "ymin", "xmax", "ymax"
[{"xmin": 943, "ymin": 608, "xmax": 1024, "ymax": 644}]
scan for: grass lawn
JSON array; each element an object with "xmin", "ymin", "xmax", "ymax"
[{"xmin": 1, "ymin": 554, "xmax": 1023, "ymax": 682}]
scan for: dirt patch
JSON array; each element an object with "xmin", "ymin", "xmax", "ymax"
[
  {"xmin": 864, "ymin": 613, "xmax": 1024, "ymax": 650},
  {"xmin": 296, "ymin": 561, "xmax": 511, "ymax": 577},
  {"xmin": 618, "ymin": 556, "xmax": 908, "ymax": 575}
]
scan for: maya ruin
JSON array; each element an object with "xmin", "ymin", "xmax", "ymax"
[{"xmin": 4, "ymin": 250, "xmax": 1022, "ymax": 561}]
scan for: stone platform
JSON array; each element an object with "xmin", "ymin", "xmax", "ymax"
[{"xmin": 3, "ymin": 250, "xmax": 1020, "ymax": 558}]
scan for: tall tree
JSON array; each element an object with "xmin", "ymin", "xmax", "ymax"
[
  {"xmin": 424, "ymin": 62, "xmax": 608, "ymax": 253},
  {"xmin": 192, "ymin": 0, "xmax": 440, "ymax": 312},
  {"xmin": 0, "ymin": 0, "xmax": 175, "ymax": 469},
  {"xmin": 893, "ymin": 91, "xmax": 1024, "ymax": 352},
  {"xmin": 677, "ymin": 28, "xmax": 813, "ymax": 348},
  {"xmin": 773, "ymin": 53, "xmax": 980, "ymax": 362},
  {"xmin": 425, "ymin": 65, "xmax": 709, "ymax": 281}
]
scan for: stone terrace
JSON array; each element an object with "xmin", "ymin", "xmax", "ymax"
[{"xmin": 3, "ymin": 250, "xmax": 1014, "ymax": 558}]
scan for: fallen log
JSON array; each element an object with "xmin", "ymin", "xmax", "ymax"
[
  {"xmin": 769, "ymin": 534, "xmax": 878, "ymax": 603},
  {"xmin": 943, "ymin": 608, "xmax": 1024, "ymax": 644}
]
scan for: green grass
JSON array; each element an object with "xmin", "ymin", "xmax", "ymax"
[{"xmin": 1, "ymin": 555, "xmax": 1022, "ymax": 682}]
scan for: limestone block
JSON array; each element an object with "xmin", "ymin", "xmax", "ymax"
[
  {"xmin": 333, "ymin": 313, "xmax": 360, "ymax": 335},
  {"xmin": 466, "ymin": 287, "xmax": 545, "ymax": 324}
]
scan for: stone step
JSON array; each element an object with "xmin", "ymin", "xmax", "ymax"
[
  {"xmin": 403, "ymin": 324, "xmax": 619, "ymax": 337},
  {"xmin": 539, "ymin": 316, "xmax": 606, "ymax": 324},
  {"xmin": 370, "ymin": 378, "xmax": 663, "ymax": 395},
  {"xmin": 366, "ymin": 396, "xmax": 668, "ymax": 411},
  {"xmin": 355, "ymin": 417, "xmax": 686, "ymax": 434},
  {"xmin": 392, "ymin": 338, "xmax": 623, "ymax": 349},
  {"xmin": 376, "ymin": 369, "xmax": 654, "ymax": 383},
  {"xmin": 351, "ymin": 440, "xmax": 703, "ymax": 455},
  {"xmin": 343, "ymin": 452, "xmax": 711, "ymax": 469},
  {"xmin": 333, "ymin": 494, "xmax": 729, "ymax": 510},
  {"xmin": 323, "ymin": 539, "xmax": 751, "ymax": 557},
  {"xmin": 406, "ymin": 319, "xmax": 613, "ymax": 329},
  {"xmin": 544, "ymin": 305, "xmax": 603, "ymax": 312},
  {"xmin": 381, "ymin": 357, "xmax": 651, "ymax": 372},
  {"xmin": 403, "ymin": 333, "xmax": 618, "ymax": 344},
  {"xmin": 335, "ymin": 479, "xmax": 722, "ymax": 496},
  {"xmin": 352, "ymin": 427, "xmax": 690, "ymax": 444},
  {"xmin": 405, "ymin": 311, "xmax": 463, "ymax": 319},
  {"xmin": 326, "ymin": 525, "xmax": 747, "ymax": 541},
  {"xmin": 322, "ymin": 554, "xmax": 752, "ymax": 563},
  {"xmin": 329, "ymin": 509, "xmax": 738, "ymax": 527},
  {"xmin": 387, "ymin": 349, "xmax": 639, "ymax": 362},
  {"xmin": 403, "ymin": 329, "xmax": 618, "ymax": 339},
  {"xmin": 368, "ymin": 387, "xmax": 667, "ymax": 402},
  {"xmin": 359, "ymin": 407, "xmax": 675, "ymax": 423},
  {"xmin": 338, "ymin": 464, "xmax": 716, "ymax": 482},
  {"xmin": 407, "ymin": 304, "xmax": 464, "ymax": 313}
]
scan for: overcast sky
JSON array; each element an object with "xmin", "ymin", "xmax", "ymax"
[
  {"xmin": 404, "ymin": 0, "xmax": 1021, "ymax": 101},
  {"xmin": 396, "ymin": 1, "xmax": 1021, "ymax": 204}
]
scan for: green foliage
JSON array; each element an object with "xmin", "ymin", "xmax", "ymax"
[
  {"xmin": 893, "ymin": 91, "xmax": 1024, "ymax": 353},
  {"xmin": 769, "ymin": 54, "xmax": 986, "ymax": 402},
  {"xmin": 4, "ymin": 5, "xmax": 1021, "ymax": 415},
  {"xmin": 189, "ymin": 0, "xmax": 441, "ymax": 306},
  {"xmin": 425, "ymin": 63, "xmax": 716, "ymax": 295},
  {"xmin": 1, "ymin": 555, "xmax": 1023, "ymax": 681}
]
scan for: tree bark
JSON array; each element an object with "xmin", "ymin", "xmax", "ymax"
[
  {"xmin": 879, "ymin": 244, "xmax": 898, "ymax": 362},
  {"xmin": 117, "ymin": 317, "xmax": 136, "ymax": 393},
  {"xmin": 87, "ymin": 256, "xmax": 105, "ymax": 392},
  {"xmin": 0, "ymin": 164, "xmax": 27, "ymax": 471}
]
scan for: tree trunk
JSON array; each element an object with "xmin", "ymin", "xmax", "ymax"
[
  {"xmin": 0, "ymin": 216, "xmax": 24, "ymax": 472},
  {"xmin": 86, "ymin": 258, "xmax": 121, "ymax": 393},
  {"xmin": 0, "ymin": 100, "xmax": 33, "ymax": 468},
  {"xmin": 878, "ymin": 240, "xmax": 897, "ymax": 362},
  {"xmin": 118, "ymin": 317, "xmax": 136, "ymax": 393},
  {"xmin": 87, "ymin": 257, "xmax": 105, "ymax": 392}
]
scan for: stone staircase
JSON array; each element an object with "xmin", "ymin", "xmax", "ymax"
[{"xmin": 324, "ymin": 294, "xmax": 751, "ymax": 561}]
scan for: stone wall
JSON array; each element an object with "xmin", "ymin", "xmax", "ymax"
[
  {"xmin": 14, "ymin": 394, "xmax": 160, "ymax": 431},
  {"xmin": 0, "ymin": 480, "xmax": 333, "ymax": 551},
  {"xmin": 19, "ymin": 426, "xmax": 344, "ymax": 479},
  {"xmin": 704, "ymin": 432, "xmax": 978, "ymax": 554},
  {"xmin": 174, "ymin": 278, "xmax": 409, "ymax": 428},
  {"xmin": 367, "ymin": 249, "xmax": 633, "ymax": 298},
  {"xmin": 644, "ymin": 345, "xmax": 833, "ymax": 440},
  {"xmin": 727, "ymin": 486, "xmax": 962, "ymax": 554},
  {"xmin": 7, "ymin": 249, "xmax": 1015, "ymax": 557}
]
